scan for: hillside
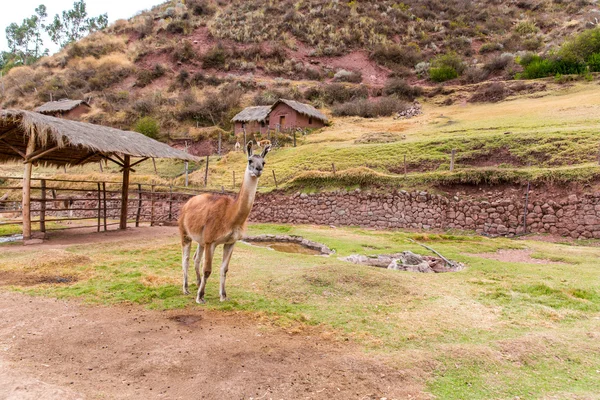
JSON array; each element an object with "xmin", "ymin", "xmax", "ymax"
[{"xmin": 1, "ymin": 0, "xmax": 599, "ymax": 135}]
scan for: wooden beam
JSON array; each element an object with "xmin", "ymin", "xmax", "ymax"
[
  {"xmin": 120, "ymin": 155, "xmax": 131, "ymax": 230},
  {"xmin": 99, "ymin": 154, "xmax": 124, "ymax": 168},
  {"xmin": 0, "ymin": 139, "xmax": 26, "ymax": 159},
  {"xmin": 24, "ymin": 145, "xmax": 60, "ymax": 163},
  {"xmin": 114, "ymin": 154, "xmax": 125, "ymax": 164},
  {"xmin": 22, "ymin": 134, "xmax": 36, "ymax": 241},
  {"xmin": 129, "ymin": 157, "xmax": 149, "ymax": 169},
  {"xmin": 74, "ymin": 152, "xmax": 100, "ymax": 166},
  {"xmin": 0, "ymin": 127, "xmax": 20, "ymax": 141}
]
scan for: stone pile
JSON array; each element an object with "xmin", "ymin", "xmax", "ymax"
[
  {"xmin": 394, "ymin": 101, "xmax": 422, "ymax": 119},
  {"xmin": 342, "ymin": 251, "xmax": 463, "ymax": 273}
]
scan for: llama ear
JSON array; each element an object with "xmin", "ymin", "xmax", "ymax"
[
  {"xmin": 246, "ymin": 141, "xmax": 253, "ymax": 157},
  {"xmin": 261, "ymin": 144, "xmax": 272, "ymax": 158}
]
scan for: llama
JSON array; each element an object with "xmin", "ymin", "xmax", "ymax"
[
  {"xmin": 178, "ymin": 142, "xmax": 271, "ymax": 303},
  {"xmin": 257, "ymin": 139, "xmax": 271, "ymax": 148},
  {"xmin": 234, "ymin": 141, "xmax": 241, "ymax": 152}
]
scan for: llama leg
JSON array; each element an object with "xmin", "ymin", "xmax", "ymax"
[
  {"xmin": 219, "ymin": 243, "xmax": 235, "ymax": 302},
  {"xmin": 181, "ymin": 240, "xmax": 192, "ymax": 295},
  {"xmin": 196, "ymin": 243, "xmax": 215, "ymax": 304},
  {"xmin": 193, "ymin": 243, "xmax": 204, "ymax": 286}
]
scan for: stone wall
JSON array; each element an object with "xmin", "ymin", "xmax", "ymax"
[{"xmin": 250, "ymin": 188, "xmax": 600, "ymax": 239}]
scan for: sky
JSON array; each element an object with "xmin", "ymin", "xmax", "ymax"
[{"xmin": 1, "ymin": 0, "xmax": 167, "ymax": 54}]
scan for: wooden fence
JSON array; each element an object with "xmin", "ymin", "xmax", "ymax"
[{"xmin": 0, "ymin": 176, "xmax": 230, "ymax": 235}]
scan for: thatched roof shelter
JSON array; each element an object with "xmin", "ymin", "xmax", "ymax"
[
  {"xmin": 231, "ymin": 106, "xmax": 271, "ymax": 123},
  {"xmin": 0, "ymin": 109, "xmax": 198, "ymax": 241},
  {"xmin": 35, "ymin": 99, "xmax": 90, "ymax": 114},
  {"xmin": 0, "ymin": 109, "xmax": 197, "ymax": 166},
  {"xmin": 273, "ymin": 99, "xmax": 328, "ymax": 123}
]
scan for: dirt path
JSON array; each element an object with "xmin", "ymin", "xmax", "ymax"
[{"xmin": 0, "ymin": 292, "xmax": 422, "ymax": 400}]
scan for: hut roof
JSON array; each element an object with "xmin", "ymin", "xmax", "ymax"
[
  {"xmin": 34, "ymin": 99, "xmax": 91, "ymax": 114},
  {"xmin": 231, "ymin": 106, "xmax": 271, "ymax": 122},
  {"xmin": 273, "ymin": 99, "xmax": 328, "ymax": 123},
  {"xmin": 0, "ymin": 109, "xmax": 198, "ymax": 167}
]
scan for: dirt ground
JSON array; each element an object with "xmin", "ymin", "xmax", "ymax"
[{"xmin": 0, "ymin": 290, "xmax": 421, "ymax": 400}]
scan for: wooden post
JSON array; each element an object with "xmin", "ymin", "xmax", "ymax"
[
  {"xmin": 40, "ymin": 179, "xmax": 46, "ymax": 233},
  {"xmin": 293, "ymin": 130, "xmax": 297, "ymax": 147},
  {"xmin": 233, "ymin": 170, "xmax": 236, "ymax": 189},
  {"xmin": 404, "ymin": 154, "xmax": 407, "ymax": 175},
  {"xmin": 150, "ymin": 182, "xmax": 155, "ymax": 227},
  {"xmin": 204, "ymin": 155, "xmax": 209, "ymax": 187},
  {"xmin": 97, "ymin": 183, "xmax": 101, "ymax": 232},
  {"xmin": 243, "ymin": 128, "xmax": 247, "ymax": 154},
  {"xmin": 184, "ymin": 161, "xmax": 189, "ymax": 187},
  {"xmin": 272, "ymin": 170, "xmax": 278, "ymax": 189},
  {"xmin": 332, "ymin": 163, "xmax": 336, "ymax": 174},
  {"xmin": 218, "ymin": 132, "xmax": 222, "ymax": 155},
  {"xmin": 450, "ymin": 149, "xmax": 456, "ymax": 171},
  {"xmin": 102, "ymin": 182, "xmax": 107, "ymax": 231},
  {"xmin": 152, "ymin": 158, "xmax": 157, "ymax": 174},
  {"xmin": 168, "ymin": 185, "xmax": 173, "ymax": 221},
  {"xmin": 99, "ymin": 161, "xmax": 103, "ymax": 172},
  {"xmin": 22, "ymin": 134, "xmax": 36, "ymax": 241},
  {"xmin": 136, "ymin": 183, "xmax": 142, "ymax": 227},
  {"xmin": 119, "ymin": 155, "xmax": 131, "ymax": 230}
]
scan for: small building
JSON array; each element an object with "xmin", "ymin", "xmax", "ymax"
[
  {"xmin": 34, "ymin": 99, "xmax": 91, "ymax": 120},
  {"xmin": 232, "ymin": 106, "xmax": 271, "ymax": 135},
  {"xmin": 268, "ymin": 99, "xmax": 328, "ymax": 132}
]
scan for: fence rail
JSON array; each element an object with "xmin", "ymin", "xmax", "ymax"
[{"xmin": 0, "ymin": 176, "xmax": 228, "ymax": 236}]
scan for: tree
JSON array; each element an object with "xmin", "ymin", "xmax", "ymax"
[
  {"xmin": 4, "ymin": 5, "xmax": 48, "ymax": 65},
  {"xmin": 46, "ymin": 0, "xmax": 108, "ymax": 48}
]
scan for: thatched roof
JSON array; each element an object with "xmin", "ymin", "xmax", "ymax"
[
  {"xmin": 0, "ymin": 110, "xmax": 198, "ymax": 167},
  {"xmin": 231, "ymin": 106, "xmax": 271, "ymax": 122},
  {"xmin": 274, "ymin": 99, "xmax": 328, "ymax": 123},
  {"xmin": 35, "ymin": 99, "xmax": 91, "ymax": 114}
]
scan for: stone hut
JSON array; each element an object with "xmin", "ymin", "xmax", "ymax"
[
  {"xmin": 232, "ymin": 105, "xmax": 271, "ymax": 135},
  {"xmin": 34, "ymin": 99, "xmax": 91, "ymax": 120}
]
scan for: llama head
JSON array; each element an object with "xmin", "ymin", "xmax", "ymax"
[{"xmin": 246, "ymin": 141, "xmax": 271, "ymax": 178}]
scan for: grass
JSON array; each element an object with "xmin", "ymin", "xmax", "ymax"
[{"xmin": 1, "ymin": 224, "xmax": 599, "ymax": 398}]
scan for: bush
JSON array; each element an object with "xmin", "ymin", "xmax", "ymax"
[
  {"xmin": 135, "ymin": 64, "xmax": 166, "ymax": 87},
  {"xmin": 383, "ymin": 78, "xmax": 423, "ymax": 101},
  {"xmin": 202, "ymin": 44, "xmax": 229, "ymax": 69},
  {"xmin": 430, "ymin": 66, "xmax": 459, "ymax": 82},
  {"xmin": 469, "ymin": 82, "xmax": 508, "ymax": 103},
  {"xmin": 370, "ymin": 43, "xmax": 422, "ymax": 68},
  {"xmin": 559, "ymin": 27, "xmax": 600, "ymax": 63},
  {"xmin": 520, "ymin": 56, "xmax": 587, "ymax": 79},
  {"xmin": 166, "ymin": 20, "xmax": 191, "ymax": 35},
  {"xmin": 321, "ymin": 83, "xmax": 369, "ymax": 105},
  {"xmin": 187, "ymin": 0, "xmax": 215, "ymax": 16},
  {"xmin": 484, "ymin": 54, "xmax": 513, "ymax": 72},
  {"xmin": 172, "ymin": 40, "xmax": 196, "ymax": 63},
  {"xmin": 587, "ymin": 53, "xmax": 600, "ymax": 72},
  {"xmin": 479, "ymin": 42, "xmax": 503, "ymax": 54},
  {"xmin": 514, "ymin": 21, "xmax": 539, "ymax": 36},
  {"xmin": 134, "ymin": 117, "xmax": 160, "ymax": 139},
  {"xmin": 333, "ymin": 69, "xmax": 363, "ymax": 83},
  {"xmin": 332, "ymin": 97, "xmax": 409, "ymax": 118},
  {"xmin": 462, "ymin": 67, "xmax": 489, "ymax": 84}
]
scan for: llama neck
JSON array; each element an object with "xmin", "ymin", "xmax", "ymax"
[{"xmin": 232, "ymin": 169, "xmax": 259, "ymax": 225}]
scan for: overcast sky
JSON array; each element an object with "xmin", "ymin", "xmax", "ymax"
[{"xmin": 1, "ymin": 0, "xmax": 167, "ymax": 54}]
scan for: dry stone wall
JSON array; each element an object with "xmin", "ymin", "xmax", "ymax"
[{"xmin": 250, "ymin": 189, "xmax": 600, "ymax": 239}]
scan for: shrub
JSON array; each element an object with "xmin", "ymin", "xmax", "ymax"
[
  {"xmin": 463, "ymin": 67, "xmax": 489, "ymax": 83},
  {"xmin": 135, "ymin": 64, "xmax": 166, "ymax": 87},
  {"xmin": 520, "ymin": 56, "xmax": 587, "ymax": 79},
  {"xmin": 332, "ymin": 97, "xmax": 409, "ymax": 118},
  {"xmin": 172, "ymin": 40, "xmax": 196, "ymax": 63},
  {"xmin": 132, "ymin": 98, "xmax": 155, "ymax": 115},
  {"xmin": 469, "ymin": 82, "xmax": 508, "ymax": 103},
  {"xmin": 321, "ymin": 83, "xmax": 369, "ymax": 105},
  {"xmin": 202, "ymin": 44, "xmax": 230, "ymax": 69},
  {"xmin": 484, "ymin": 54, "xmax": 513, "ymax": 72},
  {"xmin": 587, "ymin": 53, "xmax": 600, "ymax": 72},
  {"xmin": 371, "ymin": 43, "xmax": 422, "ymax": 68},
  {"xmin": 134, "ymin": 117, "xmax": 160, "ymax": 139},
  {"xmin": 166, "ymin": 20, "xmax": 191, "ymax": 35},
  {"xmin": 383, "ymin": 78, "xmax": 423, "ymax": 101},
  {"xmin": 430, "ymin": 66, "xmax": 459, "ymax": 82},
  {"xmin": 187, "ymin": 0, "xmax": 215, "ymax": 16},
  {"xmin": 333, "ymin": 69, "xmax": 363, "ymax": 83},
  {"xmin": 479, "ymin": 42, "xmax": 503, "ymax": 54},
  {"xmin": 514, "ymin": 21, "xmax": 539, "ymax": 36},
  {"xmin": 559, "ymin": 27, "xmax": 600, "ymax": 63}
]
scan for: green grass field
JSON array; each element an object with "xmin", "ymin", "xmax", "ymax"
[{"xmin": 1, "ymin": 224, "xmax": 599, "ymax": 399}]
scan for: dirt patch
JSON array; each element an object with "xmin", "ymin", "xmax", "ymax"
[
  {"xmin": 0, "ymin": 291, "xmax": 426, "ymax": 399},
  {"xmin": 472, "ymin": 249, "xmax": 565, "ymax": 264},
  {"xmin": 0, "ymin": 270, "xmax": 78, "ymax": 287},
  {"xmin": 461, "ymin": 147, "xmax": 524, "ymax": 167}
]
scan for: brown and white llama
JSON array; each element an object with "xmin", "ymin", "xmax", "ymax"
[{"xmin": 178, "ymin": 142, "xmax": 271, "ymax": 303}]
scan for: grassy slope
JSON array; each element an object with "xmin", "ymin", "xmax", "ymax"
[
  {"xmin": 2, "ymin": 81, "xmax": 600, "ymax": 193},
  {"xmin": 1, "ymin": 224, "xmax": 599, "ymax": 398}
]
